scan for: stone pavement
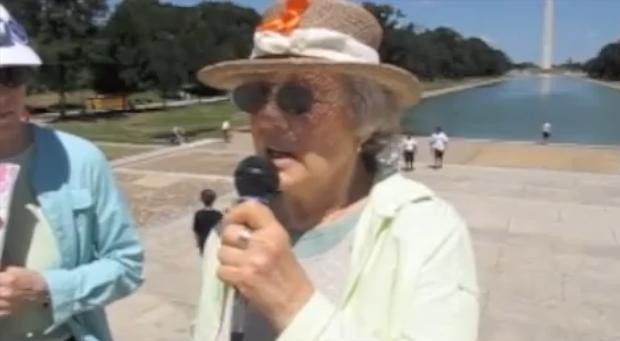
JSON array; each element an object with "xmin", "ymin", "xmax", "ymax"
[
  {"xmin": 413, "ymin": 165, "xmax": 620, "ymax": 341},
  {"xmin": 106, "ymin": 134, "xmax": 620, "ymax": 341},
  {"xmin": 416, "ymin": 138, "xmax": 620, "ymax": 174}
]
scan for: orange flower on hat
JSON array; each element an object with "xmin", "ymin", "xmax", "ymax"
[{"xmin": 257, "ymin": 0, "xmax": 309, "ymax": 34}]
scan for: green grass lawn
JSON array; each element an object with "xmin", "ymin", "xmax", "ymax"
[
  {"xmin": 127, "ymin": 91, "xmax": 165, "ymax": 104},
  {"xmin": 52, "ymin": 102, "xmax": 246, "ymax": 145},
  {"xmin": 96, "ymin": 144, "xmax": 157, "ymax": 160}
]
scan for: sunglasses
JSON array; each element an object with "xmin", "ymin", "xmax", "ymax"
[
  {"xmin": 231, "ymin": 81, "xmax": 315, "ymax": 116},
  {"xmin": 0, "ymin": 67, "xmax": 31, "ymax": 88}
]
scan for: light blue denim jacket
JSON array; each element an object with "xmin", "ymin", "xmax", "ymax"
[{"xmin": 30, "ymin": 125, "xmax": 144, "ymax": 341}]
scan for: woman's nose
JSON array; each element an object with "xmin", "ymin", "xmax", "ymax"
[
  {"xmin": 251, "ymin": 103, "xmax": 299, "ymax": 143},
  {"xmin": 254, "ymin": 100, "xmax": 289, "ymax": 129}
]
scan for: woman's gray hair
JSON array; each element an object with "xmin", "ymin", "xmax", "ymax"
[{"xmin": 344, "ymin": 76, "xmax": 402, "ymax": 178}]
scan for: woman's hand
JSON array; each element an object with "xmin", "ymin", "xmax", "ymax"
[
  {"xmin": 0, "ymin": 266, "xmax": 49, "ymax": 316},
  {"xmin": 217, "ymin": 200, "xmax": 314, "ymax": 333}
]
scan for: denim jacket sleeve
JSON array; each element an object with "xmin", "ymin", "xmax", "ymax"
[{"xmin": 41, "ymin": 147, "xmax": 144, "ymax": 327}]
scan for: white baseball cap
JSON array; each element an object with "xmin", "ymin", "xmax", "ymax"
[{"xmin": 0, "ymin": 4, "xmax": 42, "ymax": 67}]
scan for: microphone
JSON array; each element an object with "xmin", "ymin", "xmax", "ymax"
[
  {"xmin": 234, "ymin": 155, "xmax": 279, "ymax": 203},
  {"xmin": 231, "ymin": 156, "xmax": 279, "ymax": 341}
]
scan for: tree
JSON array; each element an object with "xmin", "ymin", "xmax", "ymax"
[
  {"xmin": 179, "ymin": 1, "xmax": 259, "ymax": 95},
  {"xmin": 585, "ymin": 42, "xmax": 620, "ymax": 80},
  {"xmin": 92, "ymin": 0, "xmax": 260, "ymax": 97},
  {"xmin": 148, "ymin": 32, "xmax": 188, "ymax": 106},
  {"xmin": 362, "ymin": 2, "xmax": 511, "ymax": 80},
  {"xmin": 512, "ymin": 62, "xmax": 539, "ymax": 70},
  {"xmin": 91, "ymin": 0, "xmax": 160, "ymax": 94},
  {"xmin": 556, "ymin": 58, "xmax": 583, "ymax": 72}
]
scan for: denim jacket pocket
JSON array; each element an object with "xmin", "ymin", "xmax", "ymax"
[
  {"xmin": 69, "ymin": 189, "xmax": 94, "ymax": 212},
  {"xmin": 68, "ymin": 189, "xmax": 95, "ymax": 261}
]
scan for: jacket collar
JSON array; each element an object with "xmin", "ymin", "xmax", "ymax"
[
  {"xmin": 340, "ymin": 173, "xmax": 435, "ymax": 305},
  {"xmin": 368, "ymin": 173, "xmax": 435, "ymax": 217}
]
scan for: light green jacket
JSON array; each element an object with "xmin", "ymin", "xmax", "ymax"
[{"xmin": 193, "ymin": 174, "xmax": 479, "ymax": 341}]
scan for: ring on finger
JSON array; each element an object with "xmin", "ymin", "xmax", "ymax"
[{"xmin": 237, "ymin": 228, "xmax": 252, "ymax": 250}]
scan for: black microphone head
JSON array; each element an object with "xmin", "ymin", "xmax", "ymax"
[{"xmin": 234, "ymin": 156, "xmax": 279, "ymax": 199}]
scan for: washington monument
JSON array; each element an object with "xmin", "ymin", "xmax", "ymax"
[{"xmin": 541, "ymin": 0, "xmax": 554, "ymax": 70}]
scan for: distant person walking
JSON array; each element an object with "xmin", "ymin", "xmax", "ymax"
[
  {"xmin": 192, "ymin": 189, "xmax": 223, "ymax": 255},
  {"xmin": 542, "ymin": 122, "xmax": 552, "ymax": 144},
  {"xmin": 430, "ymin": 127, "xmax": 449, "ymax": 169},
  {"xmin": 401, "ymin": 134, "xmax": 417, "ymax": 171},
  {"xmin": 221, "ymin": 120, "xmax": 231, "ymax": 143},
  {"xmin": 171, "ymin": 126, "xmax": 187, "ymax": 145}
]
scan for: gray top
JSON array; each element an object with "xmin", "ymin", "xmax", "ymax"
[{"xmin": 240, "ymin": 207, "xmax": 363, "ymax": 341}]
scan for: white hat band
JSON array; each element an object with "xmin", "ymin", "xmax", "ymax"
[{"xmin": 251, "ymin": 28, "xmax": 380, "ymax": 64}]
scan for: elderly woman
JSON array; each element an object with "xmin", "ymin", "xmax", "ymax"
[
  {"xmin": 193, "ymin": 1, "xmax": 478, "ymax": 341},
  {"xmin": 0, "ymin": 5, "xmax": 143, "ymax": 341}
]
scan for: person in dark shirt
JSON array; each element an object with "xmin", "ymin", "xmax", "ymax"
[{"xmin": 193, "ymin": 189, "xmax": 223, "ymax": 255}]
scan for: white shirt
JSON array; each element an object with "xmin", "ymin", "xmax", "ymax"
[
  {"xmin": 430, "ymin": 132, "xmax": 449, "ymax": 151},
  {"xmin": 221, "ymin": 121, "xmax": 230, "ymax": 130},
  {"xmin": 402, "ymin": 137, "xmax": 418, "ymax": 152},
  {"xmin": 543, "ymin": 122, "xmax": 551, "ymax": 133}
]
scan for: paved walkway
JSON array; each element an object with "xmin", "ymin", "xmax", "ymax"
[
  {"xmin": 116, "ymin": 133, "xmax": 620, "ymax": 175},
  {"xmin": 106, "ymin": 134, "xmax": 620, "ymax": 341},
  {"xmin": 569, "ymin": 74, "xmax": 620, "ymax": 92}
]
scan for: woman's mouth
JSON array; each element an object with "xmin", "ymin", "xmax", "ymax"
[{"xmin": 266, "ymin": 147, "xmax": 295, "ymax": 161}]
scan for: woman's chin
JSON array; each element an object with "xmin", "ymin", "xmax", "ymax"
[
  {"xmin": 277, "ymin": 172, "xmax": 297, "ymax": 192},
  {"xmin": 277, "ymin": 169, "xmax": 310, "ymax": 194}
]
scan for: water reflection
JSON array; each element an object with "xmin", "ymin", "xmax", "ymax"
[
  {"xmin": 539, "ymin": 74, "xmax": 552, "ymax": 97},
  {"xmin": 404, "ymin": 76, "xmax": 620, "ymax": 145}
]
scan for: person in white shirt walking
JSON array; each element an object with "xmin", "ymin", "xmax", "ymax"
[
  {"xmin": 401, "ymin": 134, "xmax": 417, "ymax": 171},
  {"xmin": 542, "ymin": 122, "xmax": 551, "ymax": 144},
  {"xmin": 221, "ymin": 120, "xmax": 231, "ymax": 143},
  {"xmin": 430, "ymin": 126, "xmax": 449, "ymax": 169}
]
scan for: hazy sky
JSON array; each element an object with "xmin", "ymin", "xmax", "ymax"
[{"xmin": 109, "ymin": 0, "xmax": 620, "ymax": 64}]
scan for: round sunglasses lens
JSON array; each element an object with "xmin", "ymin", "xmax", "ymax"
[
  {"xmin": 231, "ymin": 82, "xmax": 269, "ymax": 114},
  {"xmin": 277, "ymin": 83, "xmax": 313, "ymax": 116}
]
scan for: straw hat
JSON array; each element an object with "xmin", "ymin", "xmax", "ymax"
[{"xmin": 197, "ymin": 0, "xmax": 421, "ymax": 107}]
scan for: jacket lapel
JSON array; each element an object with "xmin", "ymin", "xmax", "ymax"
[
  {"xmin": 209, "ymin": 174, "xmax": 434, "ymax": 339},
  {"xmin": 30, "ymin": 126, "xmax": 75, "ymax": 268},
  {"xmin": 340, "ymin": 174, "xmax": 434, "ymax": 306}
]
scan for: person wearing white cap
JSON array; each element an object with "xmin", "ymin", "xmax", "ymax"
[{"xmin": 0, "ymin": 5, "xmax": 144, "ymax": 341}]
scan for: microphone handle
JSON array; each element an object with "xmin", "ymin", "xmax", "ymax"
[
  {"xmin": 229, "ymin": 194, "xmax": 275, "ymax": 341},
  {"xmin": 231, "ymin": 291, "xmax": 246, "ymax": 341}
]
